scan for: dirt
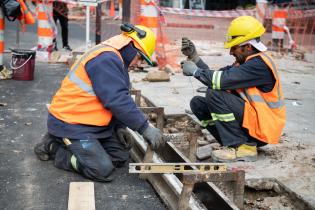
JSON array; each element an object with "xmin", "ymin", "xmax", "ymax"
[
  {"xmin": 139, "ymin": 93, "xmax": 315, "ymax": 209},
  {"xmin": 244, "ymin": 187, "xmax": 309, "ymax": 210},
  {"xmin": 144, "ymin": 112, "xmax": 314, "ymax": 209},
  {"xmin": 146, "ymin": 114, "xmax": 206, "ymax": 157}
]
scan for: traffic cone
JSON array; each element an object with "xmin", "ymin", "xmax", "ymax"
[
  {"xmin": 17, "ymin": 0, "xmax": 35, "ymax": 25},
  {"xmin": 109, "ymin": 0, "xmax": 115, "ymax": 17}
]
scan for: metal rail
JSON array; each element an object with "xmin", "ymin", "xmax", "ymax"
[
  {"xmin": 129, "ymin": 130, "xmax": 241, "ymax": 210},
  {"xmin": 129, "ymin": 90, "xmax": 242, "ymax": 210}
]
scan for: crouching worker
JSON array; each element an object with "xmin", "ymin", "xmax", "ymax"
[
  {"xmin": 181, "ymin": 16, "xmax": 286, "ymax": 162},
  {"xmin": 34, "ymin": 23, "xmax": 165, "ymax": 182}
]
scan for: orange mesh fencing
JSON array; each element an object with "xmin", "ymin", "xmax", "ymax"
[{"xmin": 128, "ymin": 0, "xmax": 315, "ymax": 69}]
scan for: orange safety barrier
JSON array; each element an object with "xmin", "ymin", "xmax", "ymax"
[
  {"xmin": 131, "ymin": 0, "xmax": 315, "ymax": 65},
  {"xmin": 134, "ymin": 0, "xmax": 180, "ymax": 70},
  {"xmin": 118, "ymin": 0, "xmax": 123, "ymax": 19},
  {"xmin": 37, "ymin": 1, "xmax": 55, "ymax": 51},
  {"xmin": 272, "ymin": 7, "xmax": 288, "ymax": 40},
  {"xmin": 17, "ymin": 0, "xmax": 35, "ymax": 25},
  {"xmin": 256, "ymin": 0, "xmax": 268, "ymax": 24},
  {"xmin": 138, "ymin": 0, "xmax": 158, "ymax": 35},
  {"xmin": 109, "ymin": 0, "xmax": 115, "ymax": 17},
  {"xmin": 0, "ymin": 9, "xmax": 4, "ymax": 67}
]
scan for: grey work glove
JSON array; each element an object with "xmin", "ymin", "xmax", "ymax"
[
  {"xmin": 142, "ymin": 125, "xmax": 164, "ymax": 150},
  {"xmin": 181, "ymin": 37, "xmax": 200, "ymax": 63},
  {"xmin": 116, "ymin": 128, "xmax": 135, "ymax": 150},
  {"xmin": 181, "ymin": 60, "xmax": 198, "ymax": 76}
]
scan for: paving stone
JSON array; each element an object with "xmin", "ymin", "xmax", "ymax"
[
  {"xmin": 196, "ymin": 144, "xmax": 212, "ymax": 160},
  {"xmin": 146, "ymin": 71, "xmax": 170, "ymax": 82}
]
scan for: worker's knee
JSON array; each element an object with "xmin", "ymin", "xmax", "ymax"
[
  {"xmin": 205, "ymin": 89, "xmax": 223, "ymax": 105},
  {"xmin": 79, "ymin": 158, "xmax": 115, "ymax": 182},
  {"xmin": 190, "ymin": 96, "xmax": 205, "ymax": 112},
  {"xmin": 96, "ymin": 160, "xmax": 115, "ymax": 178}
]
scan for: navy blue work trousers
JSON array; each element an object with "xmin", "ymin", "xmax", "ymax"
[
  {"xmin": 52, "ymin": 133, "xmax": 129, "ymax": 182},
  {"xmin": 190, "ymin": 89, "xmax": 266, "ymax": 147}
]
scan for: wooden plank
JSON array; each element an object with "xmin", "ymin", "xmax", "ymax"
[{"xmin": 68, "ymin": 182, "xmax": 95, "ymax": 210}]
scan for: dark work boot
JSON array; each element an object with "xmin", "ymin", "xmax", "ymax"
[
  {"xmin": 63, "ymin": 45, "xmax": 72, "ymax": 51},
  {"xmin": 34, "ymin": 133, "xmax": 61, "ymax": 161}
]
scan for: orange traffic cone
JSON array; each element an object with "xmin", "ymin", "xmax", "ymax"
[
  {"xmin": 109, "ymin": 0, "xmax": 115, "ymax": 17},
  {"xmin": 17, "ymin": 0, "xmax": 35, "ymax": 25}
]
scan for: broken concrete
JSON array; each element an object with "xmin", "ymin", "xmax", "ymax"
[
  {"xmin": 196, "ymin": 144, "xmax": 212, "ymax": 160},
  {"xmin": 145, "ymin": 70, "xmax": 170, "ymax": 82},
  {"xmin": 130, "ymin": 41, "xmax": 315, "ymax": 209}
]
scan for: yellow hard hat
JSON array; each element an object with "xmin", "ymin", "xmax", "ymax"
[
  {"xmin": 224, "ymin": 16, "xmax": 265, "ymax": 49},
  {"xmin": 121, "ymin": 24, "xmax": 156, "ymax": 66}
]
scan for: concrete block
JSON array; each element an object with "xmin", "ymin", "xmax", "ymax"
[
  {"xmin": 146, "ymin": 71, "xmax": 170, "ymax": 82},
  {"xmin": 196, "ymin": 144, "xmax": 212, "ymax": 160}
]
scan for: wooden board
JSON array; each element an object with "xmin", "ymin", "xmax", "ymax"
[{"xmin": 68, "ymin": 182, "xmax": 95, "ymax": 210}]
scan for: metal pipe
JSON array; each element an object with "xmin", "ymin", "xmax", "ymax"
[{"xmin": 86, "ymin": 5, "xmax": 90, "ymax": 50}]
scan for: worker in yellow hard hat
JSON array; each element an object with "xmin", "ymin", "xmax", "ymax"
[
  {"xmin": 34, "ymin": 23, "xmax": 165, "ymax": 181},
  {"xmin": 181, "ymin": 16, "xmax": 286, "ymax": 162}
]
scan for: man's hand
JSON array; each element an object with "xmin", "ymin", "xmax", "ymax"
[
  {"xmin": 142, "ymin": 125, "xmax": 164, "ymax": 150},
  {"xmin": 181, "ymin": 37, "xmax": 200, "ymax": 63},
  {"xmin": 116, "ymin": 128, "xmax": 135, "ymax": 150},
  {"xmin": 181, "ymin": 60, "xmax": 198, "ymax": 76}
]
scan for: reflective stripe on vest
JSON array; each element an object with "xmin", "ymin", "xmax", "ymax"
[{"xmin": 67, "ymin": 44, "xmax": 106, "ymax": 96}]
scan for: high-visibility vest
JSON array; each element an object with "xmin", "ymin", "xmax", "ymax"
[
  {"xmin": 49, "ymin": 34, "xmax": 134, "ymax": 126},
  {"xmin": 237, "ymin": 52, "xmax": 286, "ymax": 144},
  {"xmin": 272, "ymin": 8, "xmax": 288, "ymax": 39}
]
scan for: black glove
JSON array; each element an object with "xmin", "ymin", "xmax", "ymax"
[
  {"xmin": 116, "ymin": 128, "xmax": 135, "ymax": 150},
  {"xmin": 142, "ymin": 125, "xmax": 164, "ymax": 150},
  {"xmin": 181, "ymin": 37, "xmax": 200, "ymax": 63},
  {"xmin": 181, "ymin": 60, "xmax": 198, "ymax": 76}
]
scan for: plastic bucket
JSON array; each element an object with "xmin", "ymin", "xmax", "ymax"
[{"xmin": 11, "ymin": 49, "xmax": 36, "ymax": 81}]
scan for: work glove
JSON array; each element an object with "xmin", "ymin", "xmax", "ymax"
[
  {"xmin": 181, "ymin": 60, "xmax": 198, "ymax": 76},
  {"xmin": 116, "ymin": 128, "xmax": 135, "ymax": 150},
  {"xmin": 181, "ymin": 37, "xmax": 200, "ymax": 63},
  {"xmin": 142, "ymin": 125, "xmax": 164, "ymax": 150}
]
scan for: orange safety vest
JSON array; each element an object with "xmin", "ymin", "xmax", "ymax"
[
  {"xmin": 49, "ymin": 34, "xmax": 134, "ymax": 126},
  {"xmin": 237, "ymin": 52, "xmax": 286, "ymax": 144}
]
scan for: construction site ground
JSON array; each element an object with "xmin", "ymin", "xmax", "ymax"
[
  {"xmin": 130, "ymin": 42, "xmax": 315, "ymax": 209},
  {"xmin": 0, "ymin": 20, "xmax": 165, "ymax": 210},
  {"xmin": 1, "ymin": 18, "xmax": 315, "ymax": 209}
]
